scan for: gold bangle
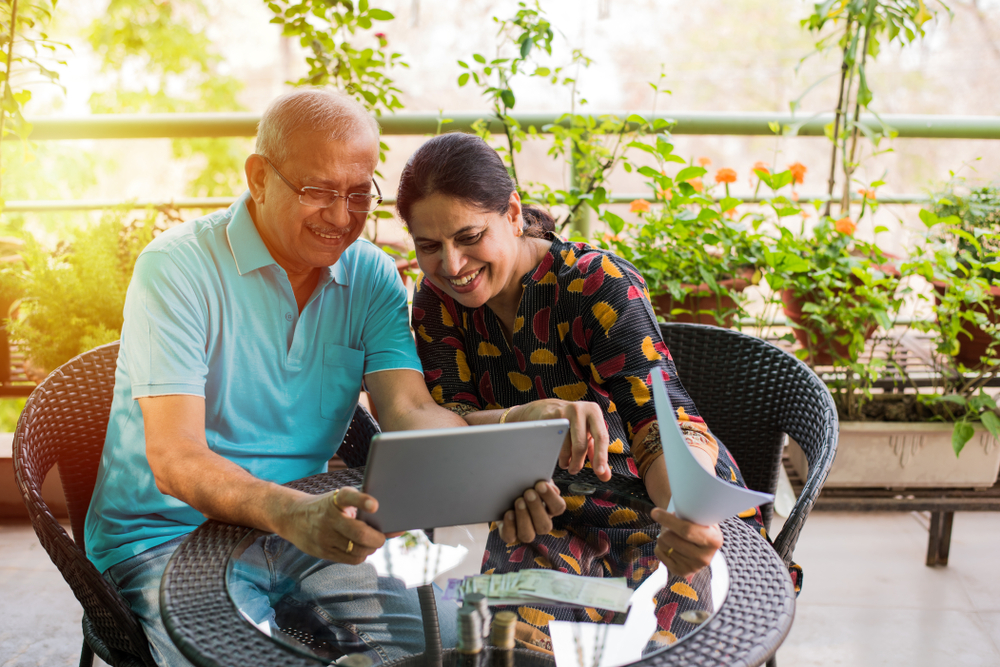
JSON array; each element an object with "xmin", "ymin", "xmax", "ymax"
[{"xmin": 499, "ymin": 406, "xmax": 514, "ymax": 424}]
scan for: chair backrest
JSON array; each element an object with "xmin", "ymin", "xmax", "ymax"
[
  {"xmin": 659, "ymin": 323, "xmax": 838, "ymax": 562},
  {"xmin": 12, "ymin": 341, "xmax": 156, "ymax": 666},
  {"xmin": 13, "ymin": 341, "xmax": 382, "ymax": 665}
]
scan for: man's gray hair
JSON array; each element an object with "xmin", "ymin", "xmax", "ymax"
[{"xmin": 255, "ymin": 89, "xmax": 380, "ymax": 164}]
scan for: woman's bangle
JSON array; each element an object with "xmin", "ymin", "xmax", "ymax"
[{"xmin": 499, "ymin": 406, "xmax": 515, "ymax": 424}]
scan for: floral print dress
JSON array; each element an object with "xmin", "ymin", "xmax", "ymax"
[{"xmin": 412, "ymin": 235, "xmax": 789, "ymax": 652}]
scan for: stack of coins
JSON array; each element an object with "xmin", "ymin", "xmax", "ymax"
[
  {"xmin": 464, "ymin": 593, "xmax": 491, "ymax": 642},
  {"xmin": 457, "ymin": 606, "xmax": 484, "ymax": 655},
  {"xmin": 489, "ymin": 611, "xmax": 517, "ymax": 649}
]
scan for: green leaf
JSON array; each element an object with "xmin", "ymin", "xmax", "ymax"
[
  {"xmin": 603, "ymin": 211, "xmax": 625, "ymax": 234},
  {"xmin": 936, "ymin": 394, "xmax": 968, "ymax": 407},
  {"xmin": 519, "ymin": 37, "xmax": 532, "ymax": 58},
  {"xmin": 952, "ymin": 421, "xmax": 975, "ymax": 457},
  {"xmin": 918, "ymin": 209, "xmax": 939, "ymax": 228},
  {"xmin": 368, "ymin": 8, "xmax": 394, "ymax": 19},
  {"xmin": 674, "ymin": 166, "xmax": 706, "ymax": 183},
  {"xmin": 637, "ymin": 166, "xmax": 661, "ymax": 179},
  {"xmin": 473, "ymin": 53, "xmax": 486, "ymax": 64},
  {"xmin": 458, "ymin": 72, "xmax": 470, "ymax": 87},
  {"xmin": 500, "ymin": 88, "xmax": 516, "ymax": 109},
  {"xmin": 981, "ymin": 411, "xmax": 1000, "ymax": 442}
]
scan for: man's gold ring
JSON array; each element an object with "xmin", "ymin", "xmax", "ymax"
[
  {"xmin": 666, "ymin": 546, "xmax": 675, "ymax": 559},
  {"xmin": 333, "ymin": 488, "xmax": 346, "ymax": 511},
  {"xmin": 346, "ymin": 540, "xmax": 354, "ymax": 554}
]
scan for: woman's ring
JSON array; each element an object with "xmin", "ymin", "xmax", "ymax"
[
  {"xmin": 666, "ymin": 546, "xmax": 675, "ymax": 559},
  {"xmin": 346, "ymin": 540, "xmax": 354, "ymax": 554}
]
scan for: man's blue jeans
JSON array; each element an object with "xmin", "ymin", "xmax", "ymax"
[{"xmin": 105, "ymin": 534, "xmax": 459, "ymax": 666}]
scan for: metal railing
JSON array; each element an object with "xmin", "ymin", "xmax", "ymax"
[{"xmin": 5, "ymin": 110, "xmax": 998, "ymax": 219}]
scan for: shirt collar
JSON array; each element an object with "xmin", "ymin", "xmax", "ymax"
[
  {"xmin": 225, "ymin": 190, "xmax": 350, "ymax": 286},
  {"xmin": 226, "ymin": 191, "xmax": 277, "ymax": 276}
]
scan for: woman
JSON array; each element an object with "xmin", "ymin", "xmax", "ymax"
[{"xmin": 396, "ymin": 133, "xmax": 782, "ymax": 651}]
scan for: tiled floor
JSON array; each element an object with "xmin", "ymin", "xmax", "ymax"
[{"xmin": 2, "ymin": 511, "xmax": 998, "ymax": 666}]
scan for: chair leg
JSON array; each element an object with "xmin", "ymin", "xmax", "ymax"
[
  {"xmin": 926, "ymin": 511, "xmax": 954, "ymax": 567},
  {"xmin": 766, "ymin": 656, "xmax": 777, "ymax": 667},
  {"xmin": 79, "ymin": 638, "xmax": 95, "ymax": 667}
]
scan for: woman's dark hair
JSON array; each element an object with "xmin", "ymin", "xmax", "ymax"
[{"xmin": 396, "ymin": 132, "xmax": 555, "ymax": 238}]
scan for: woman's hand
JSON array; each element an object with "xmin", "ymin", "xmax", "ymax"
[
  {"xmin": 278, "ymin": 486, "xmax": 389, "ymax": 565},
  {"xmin": 650, "ymin": 508, "xmax": 723, "ymax": 578},
  {"xmin": 499, "ymin": 480, "xmax": 566, "ymax": 544},
  {"xmin": 509, "ymin": 399, "xmax": 611, "ymax": 481}
]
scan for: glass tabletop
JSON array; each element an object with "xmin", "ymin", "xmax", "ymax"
[{"xmin": 225, "ymin": 483, "xmax": 728, "ymax": 667}]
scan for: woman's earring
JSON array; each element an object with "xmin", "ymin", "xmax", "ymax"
[{"xmin": 515, "ymin": 226, "xmax": 524, "ymax": 237}]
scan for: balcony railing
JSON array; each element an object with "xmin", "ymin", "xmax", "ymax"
[{"xmin": 7, "ymin": 111, "xmax": 1000, "ymax": 213}]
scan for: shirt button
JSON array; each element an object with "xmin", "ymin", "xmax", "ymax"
[{"xmin": 285, "ymin": 312, "xmax": 293, "ymax": 322}]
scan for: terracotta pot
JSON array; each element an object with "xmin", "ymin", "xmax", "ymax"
[
  {"xmin": 780, "ymin": 289, "xmax": 876, "ymax": 366},
  {"xmin": 932, "ymin": 281, "xmax": 1000, "ymax": 366},
  {"xmin": 651, "ymin": 277, "xmax": 750, "ymax": 328}
]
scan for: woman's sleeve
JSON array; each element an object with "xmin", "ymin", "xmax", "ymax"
[
  {"xmin": 411, "ymin": 276, "xmax": 483, "ymax": 415},
  {"xmin": 573, "ymin": 251, "xmax": 719, "ymax": 477}
]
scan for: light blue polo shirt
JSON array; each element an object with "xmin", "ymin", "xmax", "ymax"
[{"xmin": 84, "ymin": 191, "xmax": 421, "ymax": 574}]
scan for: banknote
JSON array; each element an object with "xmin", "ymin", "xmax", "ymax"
[{"xmin": 443, "ymin": 570, "xmax": 632, "ymax": 612}]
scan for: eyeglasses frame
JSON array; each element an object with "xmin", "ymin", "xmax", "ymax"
[{"xmin": 259, "ymin": 154, "xmax": 383, "ymax": 214}]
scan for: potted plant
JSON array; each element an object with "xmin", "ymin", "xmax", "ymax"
[
  {"xmin": 0, "ymin": 236, "xmax": 26, "ymax": 386},
  {"xmin": 601, "ymin": 140, "xmax": 765, "ymax": 328},
  {"xmin": 786, "ymin": 205, "xmax": 1000, "ymax": 489},
  {"xmin": 924, "ymin": 179, "xmax": 1000, "ymax": 364},
  {"xmin": 9, "ymin": 210, "xmax": 158, "ymax": 377}
]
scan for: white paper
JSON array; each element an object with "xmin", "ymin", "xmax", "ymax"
[
  {"xmin": 549, "ymin": 550, "xmax": 730, "ymax": 667},
  {"xmin": 651, "ymin": 369, "xmax": 773, "ymax": 526}
]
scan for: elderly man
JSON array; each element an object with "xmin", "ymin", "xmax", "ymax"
[{"xmin": 84, "ymin": 90, "xmax": 467, "ymax": 665}]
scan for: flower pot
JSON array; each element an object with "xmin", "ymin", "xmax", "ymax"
[
  {"xmin": 932, "ymin": 282, "xmax": 1000, "ymax": 366},
  {"xmin": 788, "ymin": 422, "xmax": 1000, "ymax": 489},
  {"xmin": 652, "ymin": 276, "xmax": 750, "ymax": 328},
  {"xmin": 780, "ymin": 289, "xmax": 876, "ymax": 366}
]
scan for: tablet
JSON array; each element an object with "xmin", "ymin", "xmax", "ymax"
[{"xmin": 356, "ymin": 419, "xmax": 570, "ymax": 533}]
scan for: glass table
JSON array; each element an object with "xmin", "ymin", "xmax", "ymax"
[{"xmin": 161, "ymin": 468, "xmax": 795, "ymax": 667}]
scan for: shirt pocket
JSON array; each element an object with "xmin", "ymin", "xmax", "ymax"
[{"xmin": 321, "ymin": 343, "xmax": 365, "ymax": 421}]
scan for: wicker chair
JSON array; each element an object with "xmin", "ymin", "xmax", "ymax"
[
  {"xmin": 12, "ymin": 341, "xmax": 382, "ymax": 667},
  {"xmin": 658, "ymin": 322, "xmax": 838, "ymax": 570}
]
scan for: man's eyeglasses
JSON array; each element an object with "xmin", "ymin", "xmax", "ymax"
[{"xmin": 259, "ymin": 155, "xmax": 383, "ymax": 214}]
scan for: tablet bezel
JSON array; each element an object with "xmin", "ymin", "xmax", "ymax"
[{"xmin": 356, "ymin": 419, "xmax": 570, "ymax": 533}]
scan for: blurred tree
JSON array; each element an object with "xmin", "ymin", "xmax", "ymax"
[
  {"xmin": 264, "ymin": 0, "xmax": 407, "ymax": 163},
  {"xmin": 0, "ymin": 0, "xmax": 67, "ymax": 211},
  {"xmin": 86, "ymin": 0, "xmax": 248, "ymax": 197}
]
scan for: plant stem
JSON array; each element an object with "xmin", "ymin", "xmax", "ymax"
[
  {"xmin": 841, "ymin": 1, "xmax": 875, "ymax": 216},
  {"xmin": 824, "ymin": 19, "xmax": 853, "ymax": 219},
  {"xmin": 557, "ymin": 119, "xmax": 630, "ymax": 232},
  {"xmin": 0, "ymin": 0, "xmax": 19, "ymax": 204}
]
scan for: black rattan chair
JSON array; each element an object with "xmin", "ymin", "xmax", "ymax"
[
  {"xmin": 12, "ymin": 341, "xmax": 382, "ymax": 667},
  {"xmin": 658, "ymin": 322, "xmax": 838, "ymax": 570}
]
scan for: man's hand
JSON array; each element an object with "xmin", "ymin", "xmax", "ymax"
[
  {"xmin": 650, "ymin": 508, "xmax": 723, "ymax": 578},
  {"xmin": 498, "ymin": 480, "xmax": 566, "ymax": 544},
  {"xmin": 508, "ymin": 400, "xmax": 611, "ymax": 481},
  {"xmin": 278, "ymin": 487, "xmax": 389, "ymax": 565}
]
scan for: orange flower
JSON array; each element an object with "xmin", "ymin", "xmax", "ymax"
[
  {"xmin": 753, "ymin": 161, "xmax": 770, "ymax": 176},
  {"xmin": 698, "ymin": 156, "xmax": 712, "ymax": 167},
  {"xmin": 791, "ymin": 191, "xmax": 800, "ymax": 202},
  {"xmin": 788, "ymin": 162, "xmax": 807, "ymax": 184},
  {"xmin": 630, "ymin": 199, "xmax": 651, "ymax": 213},
  {"xmin": 858, "ymin": 188, "xmax": 877, "ymax": 200},
  {"xmin": 689, "ymin": 177, "xmax": 704, "ymax": 192},
  {"xmin": 834, "ymin": 217, "xmax": 856, "ymax": 235},
  {"xmin": 658, "ymin": 188, "xmax": 674, "ymax": 201},
  {"xmin": 714, "ymin": 168, "xmax": 737, "ymax": 184}
]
